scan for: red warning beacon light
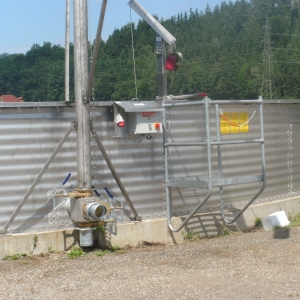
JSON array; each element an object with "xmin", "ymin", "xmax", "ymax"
[
  {"xmin": 165, "ymin": 54, "xmax": 177, "ymax": 71},
  {"xmin": 115, "ymin": 114, "xmax": 125, "ymax": 127}
]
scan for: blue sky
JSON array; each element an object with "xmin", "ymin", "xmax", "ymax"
[{"xmin": 1, "ymin": 0, "xmax": 225, "ymax": 54}]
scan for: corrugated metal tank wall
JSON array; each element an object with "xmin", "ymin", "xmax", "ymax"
[{"xmin": 0, "ymin": 101, "xmax": 299, "ymax": 234}]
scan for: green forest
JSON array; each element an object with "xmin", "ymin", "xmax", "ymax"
[{"xmin": 1, "ymin": 0, "xmax": 300, "ymax": 101}]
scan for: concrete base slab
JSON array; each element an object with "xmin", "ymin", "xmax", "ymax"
[
  {"xmin": 1, "ymin": 196, "xmax": 300, "ymax": 259},
  {"xmin": 0, "ymin": 230, "xmax": 78, "ymax": 259}
]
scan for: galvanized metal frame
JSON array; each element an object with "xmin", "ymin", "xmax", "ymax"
[
  {"xmin": 163, "ymin": 97, "xmax": 266, "ymax": 231},
  {"xmin": 216, "ymin": 98, "xmax": 266, "ymax": 224},
  {"xmin": 90, "ymin": 122, "xmax": 141, "ymax": 221}
]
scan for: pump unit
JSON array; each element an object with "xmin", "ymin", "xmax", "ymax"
[
  {"xmin": 113, "ymin": 101, "xmax": 165, "ymax": 138},
  {"xmin": 64, "ymin": 196, "xmax": 111, "ymax": 223}
]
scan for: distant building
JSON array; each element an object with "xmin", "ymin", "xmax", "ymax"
[{"xmin": 0, "ymin": 95, "xmax": 24, "ymax": 102}]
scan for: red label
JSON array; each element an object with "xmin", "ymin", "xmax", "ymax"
[{"xmin": 142, "ymin": 112, "xmax": 155, "ymax": 117}]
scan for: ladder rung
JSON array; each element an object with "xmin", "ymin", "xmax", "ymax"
[
  {"xmin": 165, "ymin": 139, "xmax": 263, "ymax": 147},
  {"xmin": 167, "ymin": 175, "xmax": 263, "ymax": 188}
]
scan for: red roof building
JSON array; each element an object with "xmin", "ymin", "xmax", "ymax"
[{"xmin": 0, "ymin": 95, "xmax": 24, "ymax": 102}]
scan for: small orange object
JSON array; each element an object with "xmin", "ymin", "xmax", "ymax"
[{"xmin": 155, "ymin": 123, "xmax": 160, "ymax": 130}]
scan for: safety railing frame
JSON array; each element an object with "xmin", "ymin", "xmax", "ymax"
[{"xmin": 162, "ymin": 96, "xmax": 266, "ymax": 232}]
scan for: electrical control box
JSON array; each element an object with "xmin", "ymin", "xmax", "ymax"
[{"xmin": 113, "ymin": 101, "xmax": 164, "ymax": 138}]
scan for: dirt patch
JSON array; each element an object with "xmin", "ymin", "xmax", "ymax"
[{"xmin": 1, "ymin": 228, "xmax": 300, "ymax": 299}]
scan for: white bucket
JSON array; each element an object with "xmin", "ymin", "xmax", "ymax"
[{"xmin": 262, "ymin": 211, "xmax": 290, "ymax": 231}]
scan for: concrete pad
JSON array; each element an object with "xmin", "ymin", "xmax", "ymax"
[{"xmin": 1, "ymin": 196, "xmax": 300, "ymax": 259}]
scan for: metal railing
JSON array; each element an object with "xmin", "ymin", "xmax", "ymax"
[{"xmin": 162, "ymin": 96, "xmax": 266, "ymax": 232}]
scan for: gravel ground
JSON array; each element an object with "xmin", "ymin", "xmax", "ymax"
[{"xmin": 1, "ymin": 227, "xmax": 300, "ymax": 300}]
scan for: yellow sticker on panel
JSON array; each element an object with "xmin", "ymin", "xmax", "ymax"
[
  {"xmin": 220, "ymin": 112, "xmax": 231, "ymax": 134},
  {"xmin": 220, "ymin": 112, "xmax": 249, "ymax": 134},
  {"xmin": 230, "ymin": 112, "xmax": 240, "ymax": 134}
]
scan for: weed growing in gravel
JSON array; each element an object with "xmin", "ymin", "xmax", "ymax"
[
  {"xmin": 31, "ymin": 234, "xmax": 39, "ymax": 254},
  {"xmin": 67, "ymin": 246, "xmax": 86, "ymax": 259},
  {"xmin": 223, "ymin": 228, "xmax": 231, "ymax": 236},
  {"xmin": 96, "ymin": 245, "xmax": 122, "ymax": 256},
  {"xmin": 4, "ymin": 253, "xmax": 27, "ymax": 260},
  {"xmin": 47, "ymin": 245, "xmax": 53, "ymax": 253},
  {"xmin": 184, "ymin": 231, "xmax": 199, "ymax": 241},
  {"xmin": 96, "ymin": 249, "xmax": 110, "ymax": 256},
  {"xmin": 289, "ymin": 213, "xmax": 300, "ymax": 227},
  {"xmin": 109, "ymin": 245, "xmax": 120, "ymax": 252},
  {"xmin": 254, "ymin": 217, "xmax": 262, "ymax": 229}
]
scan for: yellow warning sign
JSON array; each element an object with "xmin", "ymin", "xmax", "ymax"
[{"xmin": 220, "ymin": 112, "xmax": 249, "ymax": 134}]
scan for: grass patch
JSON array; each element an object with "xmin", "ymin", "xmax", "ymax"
[
  {"xmin": 183, "ymin": 231, "xmax": 199, "ymax": 241},
  {"xmin": 254, "ymin": 217, "xmax": 262, "ymax": 229},
  {"xmin": 96, "ymin": 245, "xmax": 122, "ymax": 256},
  {"xmin": 67, "ymin": 246, "xmax": 86, "ymax": 259},
  {"xmin": 289, "ymin": 213, "xmax": 300, "ymax": 227},
  {"xmin": 4, "ymin": 253, "xmax": 27, "ymax": 260},
  {"xmin": 96, "ymin": 249, "xmax": 110, "ymax": 256},
  {"xmin": 223, "ymin": 228, "xmax": 231, "ymax": 236},
  {"xmin": 97, "ymin": 225, "xmax": 106, "ymax": 233},
  {"xmin": 109, "ymin": 245, "xmax": 121, "ymax": 252}
]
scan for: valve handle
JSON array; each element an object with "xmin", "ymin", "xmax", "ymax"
[
  {"xmin": 104, "ymin": 187, "xmax": 114, "ymax": 199},
  {"xmin": 92, "ymin": 185, "xmax": 101, "ymax": 197},
  {"xmin": 62, "ymin": 173, "xmax": 71, "ymax": 185}
]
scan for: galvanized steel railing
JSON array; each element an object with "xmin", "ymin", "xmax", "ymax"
[{"xmin": 163, "ymin": 96, "xmax": 266, "ymax": 232}]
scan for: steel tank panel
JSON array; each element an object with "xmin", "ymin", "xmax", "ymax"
[
  {"xmin": 0, "ymin": 106, "xmax": 78, "ymax": 234},
  {"xmin": 288, "ymin": 104, "xmax": 300, "ymax": 194},
  {"xmin": 0, "ymin": 101, "xmax": 298, "ymax": 234}
]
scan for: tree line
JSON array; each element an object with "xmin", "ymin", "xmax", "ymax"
[{"xmin": 0, "ymin": 0, "xmax": 300, "ymax": 101}]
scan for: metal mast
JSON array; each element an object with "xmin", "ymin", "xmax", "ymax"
[
  {"xmin": 261, "ymin": 18, "xmax": 278, "ymax": 100},
  {"xmin": 73, "ymin": 0, "xmax": 92, "ymax": 189},
  {"xmin": 65, "ymin": 0, "xmax": 70, "ymax": 102}
]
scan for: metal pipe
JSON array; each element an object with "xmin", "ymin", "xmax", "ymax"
[
  {"xmin": 86, "ymin": 0, "xmax": 108, "ymax": 103},
  {"xmin": 210, "ymin": 100, "xmax": 262, "ymax": 104},
  {"xmin": 163, "ymin": 107, "xmax": 171, "ymax": 230},
  {"xmin": 74, "ymin": 0, "xmax": 92, "ymax": 189},
  {"xmin": 2, "ymin": 123, "xmax": 75, "ymax": 234},
  {"xmin": 164, "ymin": 139, "xmax": 263, "ymax": 147},
  {"xmin": 156, "ymin": 33, "xmax": 168, "ymax": 98},
  {"xmin": 168, "ymin": 97, "xmax": 213, "ymax": 232},
  {"xmin": 163, "ymin": 99, "xmax": 262, "ymax": 108},
  {"xmin": 91, "ymin": 124, "xmax": 141, "ymax": 221},
  {"xmin": 216, "ymin": 103, "xmax": 225, "ymax": 224},
  {"xmin": 65, "ymin": 0, "xmax": 70, "ymax": 102}
]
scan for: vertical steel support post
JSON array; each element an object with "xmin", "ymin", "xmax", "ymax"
[
  {"xmin": 215, "ymin": 103, "xmax": 224, "ymax": 210},
  {"xmin": 259, "ymin": 96, "xmax": 267, "ymax": 188},
  {"xmin": 156, "ymin": 33, "xmax": 167, "ymax": 98},
  {"xmin": 157, "ymin": 33, "xmax": 170, "ymax": 229},
  {"xmin": 65, "ymin": 0, "xmax": 70, "ymax": 102},
  {"xmin": 167, "ymin": 97, "xmax": 213, "ymax": 232},
  {"xmin": 74, "ymin": 0, "xmax": 92, "ymax": 189}
]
